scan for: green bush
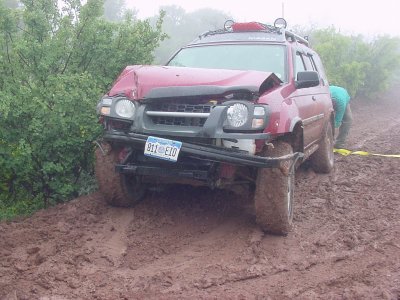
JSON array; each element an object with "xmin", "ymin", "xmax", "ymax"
[
  {"xmin": 0, "ymin": 195, "xmax": 45, "ymax": 220},
  {"xmin": 0, "ymin": 0, "xmax": 164, "ymax": 215},
  {"xmin": 361, "ymin": 35, "xmax": 400, "ymax": 97},
  {"xmin": 311, "ymin": 28, "xmax": 400, "ymax": 98}
]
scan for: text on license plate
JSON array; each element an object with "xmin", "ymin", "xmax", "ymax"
[{"xmin": 144, "ymin": 136, "xmax": 182, "ymax": 162}]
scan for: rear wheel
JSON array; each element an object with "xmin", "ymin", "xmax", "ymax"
[
  {"xmin": 254, "ymin": 141, "xmax": 295, "ymax": 235},
  {"xmin": 95, "ymin": 143, "xmax": 146, "ymax": 207},
  {"xmin": 310, "ymin": 122, "xmax": 334, "ymax": 173}
]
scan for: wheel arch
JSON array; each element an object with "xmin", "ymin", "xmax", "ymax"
[{"xmin": 281, "ymin": 118, "xmax": 304, "ymax": 155}]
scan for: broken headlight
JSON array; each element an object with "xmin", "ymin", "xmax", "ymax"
[
  {"xmin": 223, "ymin": 101, "xmax": 269, "ymax": 132},
  {"xmin": 227, "ymin": 103, "xmax": 248, "ymax": 127},
  {"xmin": 115, "ymin": 99, "xmax": 135, "ymax": 119},
  {"xmin": 97, "ymin": 97, "xmax": 136, "ymax": 121}
]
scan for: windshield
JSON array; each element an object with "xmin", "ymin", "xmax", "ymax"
[{"xmin": 167, "ymin": 44, "xmax": 286, "ymax": 81}]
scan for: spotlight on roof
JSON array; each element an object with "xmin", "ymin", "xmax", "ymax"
[
  {"xmin": 224, "ymin": 20, "xmax": 235, "ymax": 31},
  {"xmin": 274, "ymin": 18, "xmax": 287, "ymax": 29}
]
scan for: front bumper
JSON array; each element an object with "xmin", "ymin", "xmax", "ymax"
[{"xmin": 103, "ymin": 131, "xmax": 303, "ymax": 169}]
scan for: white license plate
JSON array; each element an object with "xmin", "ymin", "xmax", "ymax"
[{"xmin": 144, "ymin": 136, "xmax": 182, "ymax": 162}]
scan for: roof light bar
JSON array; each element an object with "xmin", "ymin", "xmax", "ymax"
[{"xmin": 231, "ymin": 22, "xmax": 266, "ymax": 32}]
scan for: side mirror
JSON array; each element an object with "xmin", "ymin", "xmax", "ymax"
[{"xmin": 295, "ymin": 71, "xmax": 320, "ymax": 89}]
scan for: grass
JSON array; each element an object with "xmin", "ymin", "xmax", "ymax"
[{"xmin": 0, "ymin": 197, "xmax": 45, "ymax": 221}]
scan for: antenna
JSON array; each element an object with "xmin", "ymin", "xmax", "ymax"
[{"xmin": 282, "ymin": 2, "xmax": 285, "ymax": 18}]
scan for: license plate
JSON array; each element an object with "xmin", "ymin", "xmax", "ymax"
[{"xmin": 144, "ymin": 136, "xmax": 182, "ymax": 162}]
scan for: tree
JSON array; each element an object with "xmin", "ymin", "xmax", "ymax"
[
  {"xmin": 0, "ymin": 0, "xmax": 165, "ymax": 209},
  {"xmin": 311, "ymin": 28, "xmax": 370, "ymax": 97},
  {"xmin": 362, "ymin": 35, "xmax": 400, "ymax": 97},
  {"xmin": 151, "ymin": 6, "xmax": 231, "ymax": 64},
  {"xmin": 310, "ymin": 28, "xmax": 400, "ymax": 98}
]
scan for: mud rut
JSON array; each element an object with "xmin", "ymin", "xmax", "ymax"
[{"xmin": 1, "ymin": 86, "xmax": 400, "ymax": 300}]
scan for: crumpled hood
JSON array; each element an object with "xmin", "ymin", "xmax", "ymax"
[{"xmin": 108, "ymin": 65, "xmax": 282, "ymax": 99}]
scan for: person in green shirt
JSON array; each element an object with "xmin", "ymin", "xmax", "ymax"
[{"xmin": 329, "ymin": 85, "xmax": 352, "ymax": 148}]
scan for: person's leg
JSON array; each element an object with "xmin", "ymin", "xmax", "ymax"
[{"xmin": 334, "ymin": 104, "xmax": 353, "ymax": 148}]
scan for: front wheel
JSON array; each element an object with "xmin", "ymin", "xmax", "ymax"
[
  {"xmin": 95, "ymin": 143, "xmax": 146, "ymax": 207},
  {"xmin": 254, "ymin": 141, "xmax": 295, "ymax": 235},
  {"xmin": 310, "ymin": 122, "xmax": 334, "ymax": 173}
]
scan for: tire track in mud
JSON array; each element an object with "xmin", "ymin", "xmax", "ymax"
[
  {"xmin": 285, "ymin": 121, "xmax": 400, "ymax": 299},
  {"xmin": 199, "ymin": 122, "xmax": 400, "ymax": 299},
  {"xmin": 85, "ymin": 208, "xmax": 134, "ymax": 267},
  {"xmin": 1, "ymin": 87, "xmax": 400, "ymax": 299}
]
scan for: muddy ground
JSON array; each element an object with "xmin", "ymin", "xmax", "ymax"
[{"xmin": 1, "ymin": 86, "xmax": 400, "ymax": 300}]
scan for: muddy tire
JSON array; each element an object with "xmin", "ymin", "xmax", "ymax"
[
  {"xmin": 310, "ymin": 122, "xmax": 334, "ymax": 173},
  {"xmin": 254, "ymin": 141, "xmax": 295, "ymax": 235},
  {"xmin": 95, "ymin": 143, "xmax": 145, "ymax": 207}
]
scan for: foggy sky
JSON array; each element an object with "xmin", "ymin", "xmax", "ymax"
[{"xmin": 125, "ymin": 0, "xmax": 399, "ymax": 37}]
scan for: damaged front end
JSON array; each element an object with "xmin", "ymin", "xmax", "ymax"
[{"xmin": 96, "ymin": 66, "xmax": 301, "ymax": 188}]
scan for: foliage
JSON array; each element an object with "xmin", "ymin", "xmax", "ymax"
[
  {"xmin": 0, "ymin": 195, "xmax": 45, "ymax": 220},
  {"xmin": 361, "ymin": 35, "xmax": 400, "ymax": 97},
  {"xmin": 311, "ymin": 28, "xmax": 370, "ymax": 96},
  {"xmin": 0, "ymin": 0, "xmax": 164, "ymax": 214},
  {"xmin": 310, "ymin": 28, "xmax": 400, "ymax": 98}
]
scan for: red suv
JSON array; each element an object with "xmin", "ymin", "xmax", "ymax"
[{"xmin": 95, "ymin": 19, "xmax": 335, "ymax": 235}]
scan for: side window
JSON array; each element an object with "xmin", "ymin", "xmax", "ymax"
[
  {"xmin": 303, "ymin": 55, "xmax": 314, "ymax": 70},
  {"xmin": 295, "ymin": 53, "xmax": 306, "ymax": 76},
  {"xmin": 311, "ymin": 55, "xmax": 329, "ymax": 86},
  {"xmin": 309, "ymin": 55, "xmax": 318, "ymax": 71}
]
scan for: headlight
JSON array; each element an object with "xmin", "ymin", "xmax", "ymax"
[
  {"xmin": 102, "ymin": 98, "xmax": 112, "ymax": 106},
  {"xmin": 227, "ymin": 103, "xmax": 248, "ymax": 127},
  {"xmin": 115, "ymin": 99, "xmax": 135, "ymax": 119}
]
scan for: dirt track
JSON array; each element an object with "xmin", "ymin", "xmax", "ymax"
[{"xmin": 1, "ymin": 86, "xmax": 400, "ymax": 300}]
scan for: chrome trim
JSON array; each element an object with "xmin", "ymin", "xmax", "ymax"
[
  {"xmin": 146, "ymin": 111, "xmax": 210, "ymax": 118},
  {"xmin": 303, "ymin": 113, "xmax": 324, "ymax": 126}
]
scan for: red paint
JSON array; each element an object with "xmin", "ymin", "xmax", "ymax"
[
  {"xmin": 108, "ymin": 66, "xmax": 279, "ymax": 100},
  {"xmin": 231, "ymin": 22, "xmax": 266, "ymax": 31}
]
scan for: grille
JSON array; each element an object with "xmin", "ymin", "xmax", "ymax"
[
  {"xmin": 157, "ymin": 103, "xmax": 212, "ymax": 113},
  {"xmin": 152, "ymin": 116, "xmax": 207, "ymax": 126},
  {"xmin": 147, "ymin": 103, "xmax": 213, "ymax": 127}
]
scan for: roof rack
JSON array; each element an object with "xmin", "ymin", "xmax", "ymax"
[
  {"xmin": 197, "ymin": 19, "xmax": 310, "ymax": 47},
  {"xmin": 284, "ymin": 30, "xmax": 309, "ymax": 46},
  {"xmin": 199, "ymin": 23, "xmax": 280, "ymax": 39}
]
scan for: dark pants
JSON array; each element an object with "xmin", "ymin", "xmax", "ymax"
[{"xmin": 335, "ymin": 104, "xmax": 353, "ymax": 148}]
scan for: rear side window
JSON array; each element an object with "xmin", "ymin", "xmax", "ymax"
[
  {"xmin": 311, "ymin": 55, "xmax": 329, "ymax": 86},
  {"xmin": 295, "ymin": 53, "xmax": 306, "ymax": 75},
  {"xmin": 309, "ymin": 55, "xmax": 318, "ymax": 71},
  {"xmin": 303, "ymin": 55, "xmax": 314, "ymax": 71},
  {"xmin": 296, "ymin": 50, "xmax": 328, "ymax": 86}
]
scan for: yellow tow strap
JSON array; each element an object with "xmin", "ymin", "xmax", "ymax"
[{"xmin": 334, "ymin": 148, "xmax": 400, "ymax": 158}]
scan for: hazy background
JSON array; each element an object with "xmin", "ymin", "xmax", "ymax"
[{"xmin": 125, "ymin": 0, "xmax": 400, "ymax": 37}]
